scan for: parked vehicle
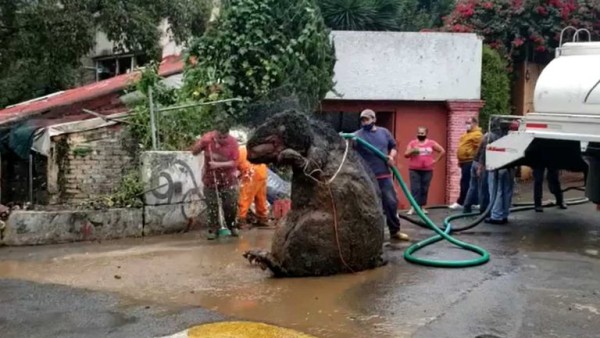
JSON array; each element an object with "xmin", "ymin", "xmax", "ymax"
[{"xmin": 485, "ymin": 27, "xmax": 600, "ymax": 208}]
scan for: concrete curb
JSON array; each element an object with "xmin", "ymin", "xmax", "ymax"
[
  {"xmin": 2, "ymin": 209, "xmax": 143, "ymax": 246},
  {"xmin": 1, "ymin": 205, "xmax": 207, "ymax": 246}
]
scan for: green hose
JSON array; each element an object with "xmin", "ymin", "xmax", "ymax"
[{"xmin": 341, "ymin": 133, "xmax": 490, "ymax": 268}]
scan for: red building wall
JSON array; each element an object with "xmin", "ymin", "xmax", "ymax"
[
  {"xmin": 320, "ymin": 100, "xmax": 448, "ymax": 209},
  {"xmin": 320, "ymin": 99, "xmax": 484, "ymax": 208}
]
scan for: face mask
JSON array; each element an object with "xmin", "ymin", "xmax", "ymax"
[
  {"xmin": 466, "ymin": 124, "xmax": 472, "ymax": 131},
  {"xmin": 417, "ymin": 135, "xmax": 426, "ymax": 141},
  {"xmin": 362, "ymin": 123, "xmax": 374, "ymax": 131}
]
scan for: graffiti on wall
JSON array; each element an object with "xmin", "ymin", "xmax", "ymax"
[{"xmin": 142, "ymin": 153, "xmax": 206, "ymax": 221}]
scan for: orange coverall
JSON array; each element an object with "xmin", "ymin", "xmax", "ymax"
[{"xmin": 237, "ymin": 145, "xmax": 269, "ymax": 222}]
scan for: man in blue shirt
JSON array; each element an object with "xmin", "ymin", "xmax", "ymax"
[{"xmin": 354, "ymin": 109, "xmax": 410, "ymax": 241}]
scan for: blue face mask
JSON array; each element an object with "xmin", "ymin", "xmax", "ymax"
[{"xmin": 362, "ymin": 123, "xmax": 374, "ymax": 131}]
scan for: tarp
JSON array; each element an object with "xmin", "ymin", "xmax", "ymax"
[
  {"xmin": 266, "ymin": 168, "xmax": 291, "ymax": 203},
  {"xmin": 0, "ymin": 122, "xmax": 39, "ymax": 160},
  {"xmin": 9, "ymin": 123, "xmax": 38, "ymax": 159}
]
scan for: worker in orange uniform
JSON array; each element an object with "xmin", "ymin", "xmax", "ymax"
[{"xmin": 231, "ymin": 130, "xmax": 270, "ymax": 228}]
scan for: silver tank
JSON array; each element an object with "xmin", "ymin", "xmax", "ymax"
[{"xmin": 534, "ymin": 41, "xmax": 600, "ymax": 115}]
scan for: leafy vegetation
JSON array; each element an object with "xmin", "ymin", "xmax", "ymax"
[
  {"xmin": 443, "ymin": 0, "xmax": 600, "ymax": 64},
  {"xmin": 317, "ymin": 0, "xmax": 454, "ymax": 31},
  {"xmin": 408, "ymin": 0, "xmax": 455, "ymax": 28},
  {"xmin": 480, "ymin": 45, "xmax": 511, "ymax": 130},
  {"xmin": 182, "ymin": 0, "xmax": 336, "ymax": 123},
  {"xmin": 127, "ymin": 63, "xmax": 213, "ymax": 151},
  {"xmin": 81, "ymin": 170, "xmax": 145, "ymax": 209},
  {"xmin": 72, "ymin": 147, "xmax": 93, "ymax": 158},
  {"xmin": 0, "ymin": 0, "xmax": 210, "ymax": 108},
  {"xmin": 318, "ymin": 0, "xmax": 402, "ymax": 30}
]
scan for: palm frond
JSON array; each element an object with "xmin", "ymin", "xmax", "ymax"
[{"xmin": 318, "ymin": 0, "xmax": 400, "ymax": 31}]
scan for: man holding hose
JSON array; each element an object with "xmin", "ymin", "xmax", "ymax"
[
  {"xmin": 354, "ymin": 109, "xmax": 410, "ymax": 241},
  {"xmin": 191, "ymin": 119, "xmax": 240, "ymax": 240}
]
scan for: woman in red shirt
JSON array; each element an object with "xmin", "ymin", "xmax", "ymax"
[{"xmin": 404, "ymin": 127, "xmax": 446, "ymax": 215}]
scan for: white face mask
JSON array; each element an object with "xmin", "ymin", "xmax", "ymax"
[{"xmin": 466, "ymin": 123, "xmax": 472, "ymax": 131}]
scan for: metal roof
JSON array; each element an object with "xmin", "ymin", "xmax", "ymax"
[{"xmin": 0, "ymin": 55, "xmax": 184, "ymax": 126}]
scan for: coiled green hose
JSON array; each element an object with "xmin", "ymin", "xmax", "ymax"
[{"xmin": 341, "ymin": 133, "xmax": 490, "ymax": 267}]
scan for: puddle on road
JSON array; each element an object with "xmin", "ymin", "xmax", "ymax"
[
  {"xmin": 1, "ymin": 204, "xmax": 597, "ymax": 338},
  {"xmin": 0, "ymin": 230, "xmax": 418, "ymax": 338},
  {"xmin": 506, "ymin": 212, "xmax": 600, "ymax": 259}
]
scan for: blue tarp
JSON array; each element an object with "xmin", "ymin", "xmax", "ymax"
[
  {"xmin": 266, "ymin": 168, "xmax": 291, "ymax": 203},
  {"xmin": 0, "ymin": 121, "xmax": 39, "ymax": 160},
  {"xmin": 7, "ymin": 123, "xmax": 37, "ymax": 160}
]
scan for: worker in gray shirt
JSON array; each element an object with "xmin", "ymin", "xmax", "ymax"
[{"xmin": 476, "ymin": 119, "xmax": 515, "ymax": 224}]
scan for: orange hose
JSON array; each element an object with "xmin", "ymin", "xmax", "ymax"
[{"xmin": 326, "ymin": 185, "xmax": 355, "ymax": 273}]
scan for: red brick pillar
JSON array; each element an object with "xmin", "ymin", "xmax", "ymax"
[{"xmin": 445, "ymin": 100, "xmax": 485, "ymax": 204}]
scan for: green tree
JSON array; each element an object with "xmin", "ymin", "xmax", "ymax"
[
  {"xmin": 127, "ymin": 62, "xmax": 214, "ymax": 151},
  {"xmin": 316, "ymin": 0, "xmax": 454, "ymax": 32},
  {"xmin": 480, "ymin": 45, "xmax": 510, "ymax": 130},
  {"xmin": 409, "ymin": 0, "xmax": 454, "ymax": 29},
  {"xmin": 183, "ymin": 0, "xmax": 336, "ymax": 122},
  {"xmin": 0, "ymin": 0, "xmax": 210, "ymax": 108}
]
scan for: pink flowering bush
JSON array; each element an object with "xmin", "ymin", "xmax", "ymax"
[{"xmin": 443, "ymin": 0, "xmax": 600, "ymax": 64}]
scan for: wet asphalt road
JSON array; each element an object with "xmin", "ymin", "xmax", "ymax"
[
  {"xmin": 0, "ymin": 279, "xmax": 224, "ymax": 338},
  {"xmin": 0, "ymin": 186, "xmax": 599, "ymax": 338}
]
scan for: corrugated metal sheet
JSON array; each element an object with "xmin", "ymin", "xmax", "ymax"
[{"xmin": 0, "ymin": 55, "xmax": 184, "ymax": 125}]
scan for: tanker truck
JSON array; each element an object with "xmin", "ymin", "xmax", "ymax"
[{"xmin": 485, "ymin": 27, "xmax": 600, "ymax": 208}]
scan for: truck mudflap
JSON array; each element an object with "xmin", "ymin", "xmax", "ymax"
[
  {"xmin": 584, "ymin": 144, "xmax": 600, "ymax": 204},
  {"xmin": 485, "ymin": 132, "xmax": 535, "ymax": 170}
]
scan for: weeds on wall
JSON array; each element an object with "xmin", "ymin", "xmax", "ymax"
[
  {"xmin": 55, "ymin": 137, "xmax": 70, "ymax": 204},
  {"xmin": 72, "ymin": 146, "xmax": 92, "ymax": 158},
  {"xmin": 81, "ymin": 170, "xmax": 144, "ymax": 210}
]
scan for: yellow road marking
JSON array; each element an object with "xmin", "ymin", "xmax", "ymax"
[{"xmin": 187, "ymin": 321, "xmax": 317, "ymax": 338}]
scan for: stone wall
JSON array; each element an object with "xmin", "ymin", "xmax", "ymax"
[
  {"xmin": 0, "ymin": 150, "xmax": 210, "ymax": 246},
  {"xmin": 2, "ymin": 209, "xmax": 143, "ymax": 246},
  {"xmin": 47, "ymin": 124, "xmax": 135, "ymax": 205}
]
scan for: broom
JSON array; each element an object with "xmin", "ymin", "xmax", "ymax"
[{"xmin": 209, "ymin": 143, "xmax": 232, "ymax": 237}]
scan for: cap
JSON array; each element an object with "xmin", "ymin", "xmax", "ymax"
[{"xmin": 360, "ymin": 109, "xmax": 376, "ymax": 119}]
